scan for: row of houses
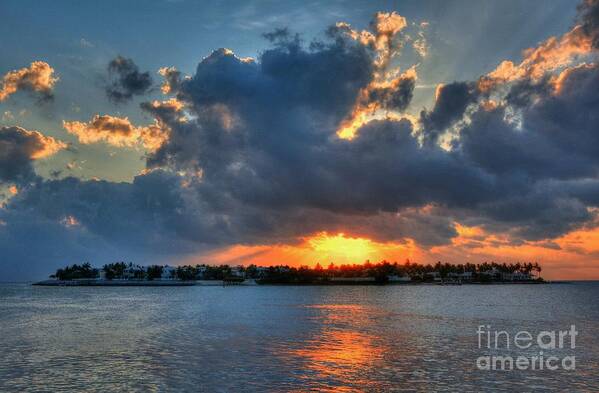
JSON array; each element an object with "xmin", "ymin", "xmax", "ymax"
[
  {"xmin": 425, "ymin": 268, "xmax": 534, "ymax": 282},
  {"xmin": 99, "ymin": 264, "xmax": 253, "ymax": 280},
  {"xmin": 96, "ymin": 263, "xmax": 535, "ymax": 282},
  {"xmin": 98, "ymin": 265, "xmax": 178, "ymax": 280}
]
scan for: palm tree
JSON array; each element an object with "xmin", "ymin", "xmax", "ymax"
[{"xmin": 533, "ymin": 262, "xmax": 542, "ymax": 278}]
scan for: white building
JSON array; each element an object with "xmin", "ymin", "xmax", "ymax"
[
  {"xmin": 161, "ymin": 266, "xmax": 177, "ymax": 280},
  {"xmin": 479, "ymin": 267, "xmax": 500, "ymax": 279},
  {"xmin": 426, "ymin": 271, "xmax": 442, "ymax": 282},
  {"xmin": 388, "ymin": 275, "xmax": 411, "ymax": 282},
  {"xmin": 123, "ymin": 265, "xmax": 144, "ymax": 280},
  {"xmin": 255, "ymin": 267, "xmax": 269, "ymax": 278},
  {"xmin": 195, "ymin": 266, "xmax": 207, "ymax": 280},
  {"xmin": 230, "ymin": 266, "xmax": 245, "ymax": 278},
  {"xmin": 513, "ymin": 271, "xmax": 532, "ymax": 281},
  {"xmin": 330, "ymin": 276, "xmax": 376, "ymax": 282}
]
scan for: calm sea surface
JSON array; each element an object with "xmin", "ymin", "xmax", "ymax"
[{"xmin": 1, "ymin": 282, "xmax": 598, "ymax": 392}]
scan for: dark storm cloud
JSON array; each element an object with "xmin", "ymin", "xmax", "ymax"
[
  {"xmin": 419, "ymin": 81, "xmax": 480, "ymax": 145},
  {"xmin": 0, "ymin": 170, "xmax": 240, "ymax": 278},
  {"xmin": 0, "ymin": 171, "xmax": 195, "ymax": 279},
  {"xmin": 457, "ymin": 106, "xmax": 595, "ymax": 180},
  {"xmin": 0, "ymin": 128, "xmax": 38, "ymax": 183},
  {"xmin": 147, "ymin": 23, "xmax": 599, "ymax": 245},
  {"xmin": 477, "ymin": 189, "xmax": 592, "ymax": 240},
  {"xmin": 525, "ymin": 65, "xmax": 599, "ymax": 163},
  {"xmin": 457, "ymin": 62, "xmax": 599, "ymax": 181},
  {"xmin": 5, "ymin": 172, "xmax": 195, "ymax": 248},
  {"xmin": 147, "ymin": 33, "xmax": 374, "ymax": 172},
  {"xmin": 504, "ymin": 76, "xmax": 553, "ymax": 108},
  {"xmin": 148, "ymin": 34, "xmax": 487, "ymax": 216},
  {"xmin": 0, "ymin": 126, "xmax": 65, "ymax": 183},
  {"xmin": 262, "ymin": 27, "xmax": 295, "ymax": 44},
  {"xmin": 105, "ymin": 56, "xmax": 153, "ymax": 103},
  {"xmin": 578, "ymin": 0, "xmax": 599, "ymax": 48},
  {"xmin": 367, "ymin": 75, "xmax": 415, "ymax": 112},
  {"xmin": 452, "ymin": 62, "xmax": 599, "ymax": 238}
]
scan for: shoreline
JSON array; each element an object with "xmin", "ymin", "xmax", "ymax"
[
  {"xmin": 32, "ymin": 279, "xmax": 196, "ymax": 287},
  {"xmin": 32, "ymin": 279, "xmax": 553, "ymax": 287}
]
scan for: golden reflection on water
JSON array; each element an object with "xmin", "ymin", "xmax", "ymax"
[{"xmin": 282, "ymin": 304, "xmax": 384, "ymax": 390}]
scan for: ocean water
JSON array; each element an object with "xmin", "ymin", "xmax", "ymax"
[{"xmin": 0, "ymin": 282, "xmax": 598, "ymax": 392}]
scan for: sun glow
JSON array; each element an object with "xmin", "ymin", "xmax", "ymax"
[
  {"xmin": 179, "ymin": 232, "xmax": 421, "ymax": 269},
  {"xmin": 178, "ymin": 223, "xmax": 599, "ymax": 279},
  {"xmin": 307, "ymin": 232, "xmax": 377, "ymax": 262}
]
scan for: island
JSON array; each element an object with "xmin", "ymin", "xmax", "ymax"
[{"xmin": 33, "ymin": 260, "xmax": 544, "ymax": 286}]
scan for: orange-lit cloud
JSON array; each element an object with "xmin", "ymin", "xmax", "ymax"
[
  {"xmin": 61, "ymin": 215, "xmax": 80, "ymax": 228},
  {"xmin": 149, "ymin": 97, "xmax": 185, "ymax": 113},
  {"xmin": 63, "ymin": 111, "xmax": 174, "ymax": 151},
  {"xmin": 371, "ymin": 11, "xmax": 408, "ymax": 68},
  {"xmin": 0, "ymin": 126, "xmax": 66, "ymax": 159},
  {"xmin": 332, "ymin": 11, "xmax": 408, "ymax": 70},
  {"xmin": 480, "ymin": 25, "xmax": 593, "ymax": 91},
  {"xmin": 29, "ymin": 134, "xmax": 66, "ymax": 159},
  {"xmin": 551, "ymin": 62, "xmax": 596, "ymax": 94},
  {"xmin": 337, "ymin": 67, "xmax": 417, "ymax": 140},
  {"xmin": 412, "ymin": 21, "xmax": 429, "ymax": 57},
  {"xmin": 332, "ymin": 12, "xmax": 416, "ymax": 140},
  {"xmin": 158, "ymin": 66, "xmax": 181, "ymax": 95},
  {"xmin": 0, "ymin": 61, "xmax": 58, "ymax": 102}
]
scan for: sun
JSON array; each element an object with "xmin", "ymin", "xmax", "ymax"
[
  {"xmin": 307, "ymin": 232, "xmax": 376, "ymax": 263},
  {"xmin": 186, "ymin": 232, "xmax": 418, "ymax": 268}
]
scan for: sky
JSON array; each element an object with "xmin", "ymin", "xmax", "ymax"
[{"xmin": 1, "ymin": 0, "xmax": 599, "ymax": 280}]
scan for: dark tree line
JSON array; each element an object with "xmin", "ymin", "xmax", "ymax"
[
  {"xmin": 51, "ymin": 260, "xmax": 542, "ymax": 282},
  {"xmin": 51, "ymin": 263, "xmax": 98, "ymax": 280}
]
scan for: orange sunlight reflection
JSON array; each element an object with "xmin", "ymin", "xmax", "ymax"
[{"xmin": 281, "ymin": 304, "xmax": 383, "ymax": 390}]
